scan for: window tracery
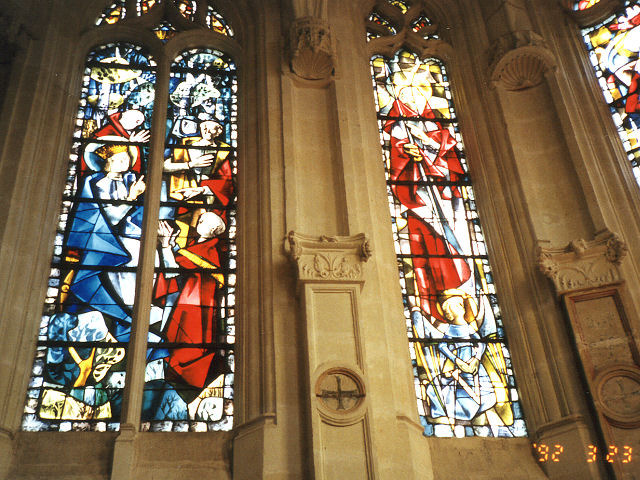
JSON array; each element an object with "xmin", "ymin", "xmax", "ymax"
[
  {"xmin": 368, "ymin": 3, "xmax": 527, "ymax": 437},
  {"xmin": 22, "ymin": 1, "xmax": 237, "ymax": 433},
  {"xmin": 97, "ymin": 0, "xmax": 233, "ymax": 36}
]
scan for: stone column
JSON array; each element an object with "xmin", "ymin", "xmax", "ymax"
[
  {"xmin": 538, "ymin": 230, "xmax": 640, "ymax": 479},
  {"xmin": 286, "ymin": 232, "xmax": 375, "ymax": 479}
]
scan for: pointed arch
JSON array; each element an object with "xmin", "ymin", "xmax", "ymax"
[
  {"xmin": 22, "ymin": 0, "xmax": 240, "ymax": 433},
  {"xmin": 367, "ymin": 1, "xmax": 528, "ymax": 437}
]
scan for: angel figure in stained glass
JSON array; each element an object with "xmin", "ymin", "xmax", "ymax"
[{"xmin": 416, "ymin": 290, "xmax": 512, "ymax": 434}]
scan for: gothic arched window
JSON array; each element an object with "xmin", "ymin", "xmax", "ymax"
[
  {"xmin": 579, "ymin": 1, "xmax": 640, "ymax": 185},
  {"xmin": 22, "ymin": 0, "xmax": 237, "ymax": 433},
  {"xmin": 367, "ymin": 2, "xmax": 527, "ymax": 438}
]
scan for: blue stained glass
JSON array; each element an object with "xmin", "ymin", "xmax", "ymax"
[{"xmin": 22, "ymin": 43, "xmax": 155, "ymax": 431}]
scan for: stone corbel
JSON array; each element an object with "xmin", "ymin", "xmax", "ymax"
[
  {"xmin": 288, "ymin": 16, "xmax": 335, "ymax": 81},
  {"xmin": 536, "ymin": 229, "xmax": 627, "ymax": 295},
  {"xmin": 488, "ymin": 30, "xmax": 557, "ymax": 91},
  {"xmin": 286, "ymin": 232, "xmax": 372, "ymax": 283}
]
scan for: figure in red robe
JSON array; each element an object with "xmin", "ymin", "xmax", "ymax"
[
  {"xmin": 155, "ymin": 212, "xmax": 228, "ymax": 390},
  {"xmin": 383, "ymin": 87, "xmax": 471, "ymax": 321}
]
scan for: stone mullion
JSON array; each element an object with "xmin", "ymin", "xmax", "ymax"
[{"xmin": 110, "ymin": 55, "xmax": 170, "ymax": 480}]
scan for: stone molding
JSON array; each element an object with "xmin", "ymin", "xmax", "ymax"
[
  {"xmin": 314, "ymin": 365, "xmax": 367, "ymax": 427},
  {"xmin": 289, "ymin": 16, "xmax": 335, "ymax": 81},
  {"xmin": 593, "ymin": 364, "xmax": 640, "ymax": 428},
  {"xmin": 562, "ymin": 0, "xmax": 624, "ymax": 28},
  {"xmin": 537, "ymin": 229, "xmax": 628, "ymax": 295},
  {"xmin": 489, "ymin": 30, "xmax": 557, "ymax": 91},
  {"xmin": 286, "ymin": 231, "xmax": 371, "ymax": 283}
]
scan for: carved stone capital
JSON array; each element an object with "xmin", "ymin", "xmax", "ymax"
[
  {"xmin": 536, "ymin": 230, "xmax": 628, "ymax": 295},
  {"xmin": 289, "ymin": 16, "xmax": 335, "ymax": 81},
  {"xmin": 489, "ymin": 31, "xmax": 557, "ymax": 91},
  {"xmin": 286, "ymin": 232, "xmax": 371, "ymax": 283}
]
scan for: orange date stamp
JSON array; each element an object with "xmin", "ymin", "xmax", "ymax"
[{"xmin": 531, "ymin": 444, "xmax": 633, "ymax": 464}]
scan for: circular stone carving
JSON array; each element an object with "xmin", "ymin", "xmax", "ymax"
[
  {"xmin": 314, "ymin": 368, "xmax": 366, "ymax": 425},
  {"xmin": 594, "ymin": 365, "xmax": 640, "ymax": 428}
]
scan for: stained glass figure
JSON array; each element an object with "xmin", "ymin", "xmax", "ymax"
[
  {"xmin": 153, "ymin": 21, "xmax": 178, "ymax": 42},
  {"xmin": 96, "ymin": 1, "xmax": 127, "ymax": 25},
  {"xmin": 174, "ymin": 0, "xmax": 197, "ymax": 21},
  {"xmin": 22, "ymin": 43, "xmax": 156, "ymax": 432},
  {"xmin": 575, "ymin": 0, "xmax": 602, "ymax": 10},
  {"xmin": 582, "ymin": 1, "xmax": 640, "ymax": 185},
  {"xmin": 371, "ymin": 50, "xmax": 526, "ymax": 437},
  {"xmin": 411, "ymin": 15, "xmax": 439, "ymax": 40},
  {"xmin": 141, "ymin": 48, "xmax": 237, "ymax": 432},
  {"xmin": 206, "ymin": 5, "xmax": 234, "ymax": 36}
]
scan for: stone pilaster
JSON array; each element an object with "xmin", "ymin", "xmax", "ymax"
[
  {"xmin": 538, "ymin": 230, "xmax": 640, "ymax": 479},
  {"xmin": 286, "ymin": 232, "xmax": 375, "ymax": 479}
]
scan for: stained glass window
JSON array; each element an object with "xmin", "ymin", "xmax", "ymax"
[
  {"xmin": 388, "ymin": 0, "xmax": 410, "ymax": 14},
  {"xmin": 175, "ymin": 0, "xmax": 197, "ymax": 21},
  {"xmin": 411, "ymin": 15, "xmax": 439, "ymax": 40},
  {"xmin": 23, "ymin": 3, "xmax": 237, "ymax": 434},
  {"xmin": 22, "ymin": 43, "xmax": 156, "ymax": 431},
  {"xmin": 96, "ymin": 1, "xmax": 127, "ymax": 26},
  {"xmin": 371, "ymin": 50, "xmax": 527, "ymax": 437},
  {"xmin": 367, "ymin": 12, "xmax": 397, "ymax": 41},
  {"xmin": 143, "ymin": 49, "xmax": 237, "ymax": 432},
  {"xmin": 575, "ymin": 0, "xmax": 602, "ymax": 10},
  {"xmin": 153, "ymin": 21, "xmax": 178, "ymax": 43},
  {"xmin": 139, "ymin": 0, "xmax": 158, "ymax": 15},
  {"xmin": 206, "ymin": 5, "xmax": 234, "ymax": 36},
  {"xmin": 582, "ymin": 1, "xmax": 640, "ymax": 185}
]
